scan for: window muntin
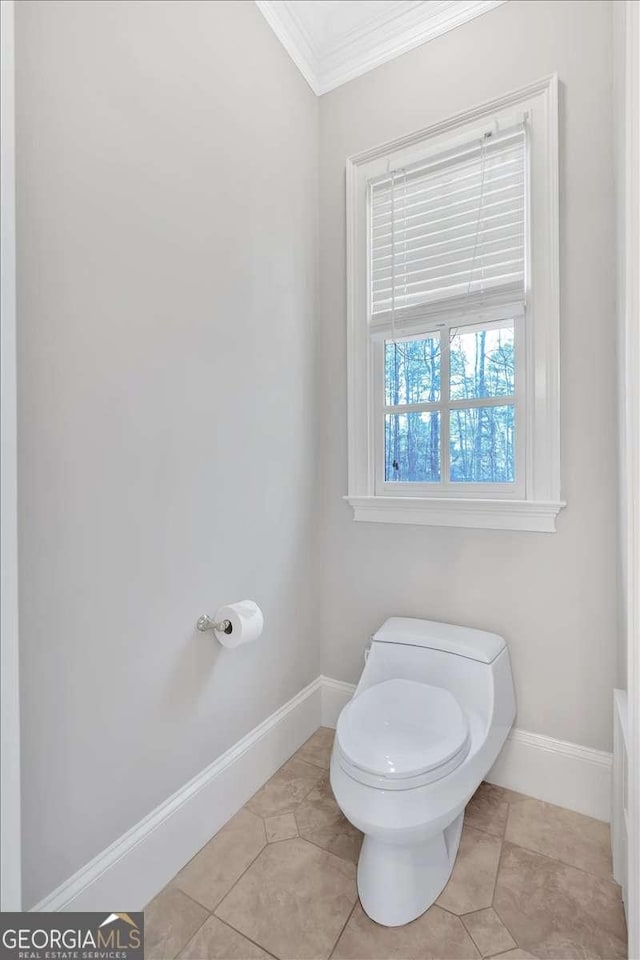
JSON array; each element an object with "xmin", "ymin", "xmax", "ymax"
[{"xmin": 378, "ymin": 317, "xmax": 521, "ymax": 494}]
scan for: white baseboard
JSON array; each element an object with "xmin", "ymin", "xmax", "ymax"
[
  {"xmin": 33, "ymin": 672, "xmax": 613, "ymax": 912},
  {"xmin": 486, "ymin": 726, "xmax": 612, "ymax": 822},
  {"xmin": 320, "ymin": 676, "xmax": 612, "ymax": 822},
  {"xmin": 320, "ymin": 676, "xmax": 357, "ymax": 727},
  {"xmin": 32, "ymin": 677, "xmax": 323, "ymax": 912},
  {"xmin": 612, "ymin": 689, "xmax": 629, "ymax": 910}
]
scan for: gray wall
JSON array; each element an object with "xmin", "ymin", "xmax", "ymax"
[
  {"xmin": 318, "ymin": 0, "xmax": 618, "ymax": 752},
  {"xmin": 16, "ymin": 0, "xmax": 319, "ymax": 908}
]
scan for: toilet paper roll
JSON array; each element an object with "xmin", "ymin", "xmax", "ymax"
[{"xmin": 214, "ymin": 600, "xmax": 264, "ymax": 649}]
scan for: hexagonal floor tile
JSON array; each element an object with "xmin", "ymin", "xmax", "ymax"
[
  {"xmin": 173, "ymin": 808, "xmax": 266, "ymax": 910},
  {"xmin": 215, "ymin": 838, "xmax": 357, "ymax": 960},
  {"xmin": 436, "ymin": 825, "xmax": 502, "ymax": 915},
  {"xmin": 332, "ymin": 902, "xmax": 480, "ymax": 959},
  {"xmin": 465, "ymin": 782, "xmax": 510, "ymax": 838},
  {"xmin": 295, "ymin": 727, "xmax": 335, "ymax": 769},
  {"xmin": 295, "ymin": 775, "xmax": 362, "ymax": 863},
  {"xmin": 505, "ymin": 793, "xmax": 613, "ymax": 880},
  {"xmin": 493, "ymin": 842, "xmax": 627, "ymax": 959},
  {"xmin": 246, "ymin": 757, "xmax": 324, "ymax": 818}
]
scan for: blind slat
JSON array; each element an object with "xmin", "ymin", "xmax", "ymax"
[
  {"xmin": 374, "ymin": 260, "xmax": 525, "ymax": 307},
  {"xmin": 372, "ymin": 215, "xmax": 524, "ymax": 265},
  {"xmin": 371, "ymin": 192, "xmax": 524, "ymax": 244},
  {"xmin": 373, "ymin": 243, "xmax": 525, "ymax": 289},
  {"xmin": 370, "ymin": 124, "xmax": 527, "ymax": 321},
  {"xmin": 372, "ymin": 228, "xmax": 524, "ymax": 278},
  {"xmin": 371, "ymin": 153, "xmax": 525, "ymax": 215}
]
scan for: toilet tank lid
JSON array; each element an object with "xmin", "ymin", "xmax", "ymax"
[{"xmin": 372, "ymin": 617, "xmax": 506, "ymax": 663}]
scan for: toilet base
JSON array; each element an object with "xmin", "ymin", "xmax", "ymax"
[{"xmin": 357, "ymin": 812, "xmax": 464, "ymax": 927}]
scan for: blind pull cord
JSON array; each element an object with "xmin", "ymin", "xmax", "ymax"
[
  {"xmin": 450, "ymin": 129, "xmax": 491, "ymax": 346},
  {"xmin": 389, "ymin": 163, "xmax": 396, "ymax": 343}
]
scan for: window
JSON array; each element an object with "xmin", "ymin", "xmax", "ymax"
[
  {"xmin": 346, "ymin": 76, "xmax": 563, "ymax": 531},
  {"xmin": 382, "ymin": 320, "xmax": 519, "ymax": 489}
]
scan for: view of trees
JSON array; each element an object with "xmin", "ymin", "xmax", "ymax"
[{"xmin": 384, "ymin": 324, "xmax": 516, "ymax": 484}]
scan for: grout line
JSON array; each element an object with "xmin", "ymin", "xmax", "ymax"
[
  {"xmin": 162, "ymin": 890, "xmax": 210, "ymax": 959},
  {"xmin": 210, "ymin": 841, "xmax": 270, "ymax": 913},
  {"xmin": 435, "ymin": 903, "xmax": 466, "ymax": 920},
  {"xmin": 160, "ymin": 801, "xmax": 268, "ymax": 903},
  {"xmin": 489, "ymin": 836, "xmax": 505, "ymax": 907},
  {"xmin": 297, "ymin": 757, "xmax": 331, "ymax": 770},
  {"xmin": 173, "ymin": 826, "xmax": 270, "ymax": 915},
  {"xmin": 499, "ymin": 837, "xmax": 620, "ymax": 890},
  {"xmin": 168, "ymin": 881, "xmax": 215, "ymax": 915},
  {"xmin": 328, "ymin": 899, "xmax": 358, "ymax": 959},
  {"xmin": 296, "ymin": 832, "xmax": 362, "ymax": 866},
  {"xmin": 500, "ymin": 797, "xmax": 510, "ymax": 840},
  {"xmin": 174, "ymin": 918, "xmax": 210, "ymax": 960},
  {"xmin": 292, "ymin": 736, "xmax": 333, "ymax": 771},
  {"xmin": 484, "ymin": 953, "xmax": 524, "ymax": 960},
  {"xmin": 459, "ymin": 922, "xmax": 487, "ymax": 960},
  {"xmin": 214, "ymin": 916, "xmax": 280, "ymax": 960},
  {"xmin": 474, "ymin": 792, "xmax": 618, "ymax": 888}
]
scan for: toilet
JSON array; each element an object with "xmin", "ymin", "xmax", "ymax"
[{"xmin": 329, "ymin": 617, "xmax": 516, "ymax": 928}]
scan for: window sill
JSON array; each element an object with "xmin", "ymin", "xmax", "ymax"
[{"xmin": 344, "ymin": 496, "xmax": 566, "ymax": 532}]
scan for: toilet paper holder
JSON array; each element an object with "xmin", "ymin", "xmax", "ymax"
[{"xmin": 197, "ymin": 614, "xmax": 232, "ymax": 635}]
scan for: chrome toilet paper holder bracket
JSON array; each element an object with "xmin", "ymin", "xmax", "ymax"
[{"xmin": 197, "ymin": 614, "xmax": 232, "ymax": 634}]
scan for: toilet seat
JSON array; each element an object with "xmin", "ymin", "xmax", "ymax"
[{"xmin": 335, "ymin": 678, "xmax": 471, "ymax": 790}]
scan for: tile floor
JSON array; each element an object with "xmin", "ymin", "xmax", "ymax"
[{"xmin": 145, "ymin": 728, "xmax": 627, "ymax": 960}]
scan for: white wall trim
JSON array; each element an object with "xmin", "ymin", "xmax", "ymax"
[
  {"xmin": 612, "ymin": 689, "xmax": 629, "ymax": 910},
  {"xmin": 486, "ymin": 728, "xmax": 612, "ymax": 823},
  {"xmin": 620, "ymin": 1, "xmax": 640, "ymax": 954},
  {"xmin": 318, "ymin": 1, "xmax": 506, "ymax": 96},
  {"xmin": 255, "ymin": 1, "xmax": 507, "ymax": 96},
  {"xmin": 345, "ymin": 496, "xmax": 565, "ymax": 532},
  {"xmin": 255, "ymin": 0, "xmax": 320, "ymax": 95},
  {"xmin": 320, "ymin": 677, "xmax": 612, "ymax": 822},
  {"xmin": 32, "ymin": 678, "xmax": 323, "ymax": 912},
  {"xmin": 320, "ymin": 676, "xmax": 357, "ymax": 728},
  {"xmin": 0, "ymin": 0, "xmax": 22, "ymax": 912}
]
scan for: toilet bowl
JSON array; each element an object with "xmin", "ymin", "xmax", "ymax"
[{"xmin": 329, "ymin": 617, "xmax": 516, "ymax": 928}]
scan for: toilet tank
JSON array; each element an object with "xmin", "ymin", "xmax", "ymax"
[
  {"xmin": 360, "ymin": 617, "xmax": 515, "ymax": 732},
  {"xmin": 372, "ymin": 617, "xmax": 506, "ymax": 663}
]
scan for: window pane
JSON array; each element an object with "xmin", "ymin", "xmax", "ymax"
[
  {"xmin": 385, "ymin": 411, "xmax": 440, "ymax": 482},
  {"xmin": 385, "ymin": 335, "xmax": 440, "ymax": 406},
  {"xmin": 450, "ymin": 323, "xmax": 515, "ymax": 400},
  {"xmin": 449, "ymin": 405, "xmax": 515, "ymax": 482}
]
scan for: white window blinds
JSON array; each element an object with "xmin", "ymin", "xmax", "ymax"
[{"xmin": 369, "ymin": 123, "xmax": 527, "ymax": 336}]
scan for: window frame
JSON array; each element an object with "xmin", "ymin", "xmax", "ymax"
[{"xmin": 345, "ymin": 75, "xmax": 564, "ymax": 532}]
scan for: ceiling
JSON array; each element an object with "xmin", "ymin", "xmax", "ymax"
[{"xmin": 255, "ymin": 1, "xmax": 507, "ymax": 96}]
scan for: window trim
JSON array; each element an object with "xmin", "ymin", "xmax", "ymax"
[{"xmin": 345, "ymin": 74, "xmax": 564, "ymax": 532}]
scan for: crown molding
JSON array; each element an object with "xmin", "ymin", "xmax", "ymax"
[
  {"xmin": 255, "ymin": 0, "xmax": 321, "ymax": 94},
  {"xmin": 256, "ymin": 1, "xmax": 507, "ymax": 96}
]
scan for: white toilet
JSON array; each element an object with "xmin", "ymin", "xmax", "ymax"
[{"xmin": 330, "ymin": 617, "xmax": 516, "ymax": 928}]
